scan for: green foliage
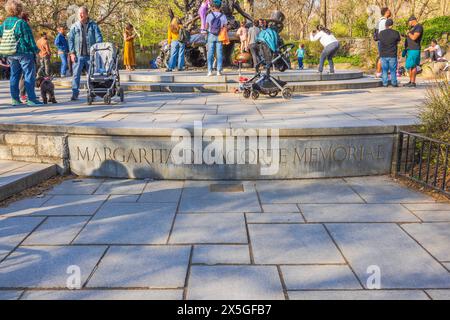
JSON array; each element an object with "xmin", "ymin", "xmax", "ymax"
[
  {"xmin": 420, "ymin": 80, "xmax": 450, "ymax": 144},
  {"xmin": 331, "ymin": 22, "xmax": 349, "ymax": 37},
  {"xmin": 422, "ymin": 16, "xmax": 450, "ymax": 44},
  {"xmin": 353, "ymin": 15, "xmax": 370, "ymax": 38}
]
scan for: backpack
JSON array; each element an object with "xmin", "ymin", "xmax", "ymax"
[
  {"xmin": 0, "ymin": 20, "xmax": 20, "ymax": 56},
  {"xmin": 373, "ymin": 28, "xmax": 379, "ymax": 42},
  {"xmin": 179, "ymin": 27, "xmax": 190, "ymax": 44},
  {"xmin": 209, "ymin": 13, "xmax": 223, "ymax": 36}
]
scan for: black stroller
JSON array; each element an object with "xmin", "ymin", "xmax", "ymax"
[
  {"xmin": 241, "ymin": 43, "xmax": 295, "ymax": 100},
  {"xmin": 87, "ymin": 42, "xmax": 124, "ymax": 105}
]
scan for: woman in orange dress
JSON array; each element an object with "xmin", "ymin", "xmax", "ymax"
[{"xmin": 123, "ymin": 23, "xmax": 137, "ymax": 71}]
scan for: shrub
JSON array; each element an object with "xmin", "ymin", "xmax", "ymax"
[{"xmin": 419, "ymin": 80, "xmax": 450, "ymax": 144}]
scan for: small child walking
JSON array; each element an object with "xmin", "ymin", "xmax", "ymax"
[
  {"xmin": 296, "ymin": 44, "xmax": 305, "ymax": 70},
  {"xmin": 237, "ymin": 21, "xmax": 249, "ymax": 53}
]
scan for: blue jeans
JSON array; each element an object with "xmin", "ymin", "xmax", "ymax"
[
  {"xmin": 72, "ymin": 55, "xmax": 90, "ymax": 97},
  {"xmin": 207, "ymin": 34, "xmax": 223, "ymax": 73},
  {"xmin": 319, "ymin": 42, "xmax": 339, "ymax": 73},
  {"xmin": 168, "ymin": 41, "xmax": 186, "ymax": 70},
  {"xmin": 59, "ymin": 53, "xmax": 68, "ymax": 76},
  {"xmin": 381, "ymin": 57, "xmax": 398, "ymax": 86},
  {"xmin": 7, "ymin": 54, "xmax": 37, "ymax": 102},
  {"xmin": 298, "ymin": 57, "xmax": 304, "ymax": 69}
]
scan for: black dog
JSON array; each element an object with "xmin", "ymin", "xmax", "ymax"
[{"xmin": 36, "ymin": 76, "xmax": 57, "ymax": 104}]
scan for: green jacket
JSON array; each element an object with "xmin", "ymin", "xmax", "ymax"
[{"xmin": 0, "ymin": 16, "xmax": 39, "ymax": 56}]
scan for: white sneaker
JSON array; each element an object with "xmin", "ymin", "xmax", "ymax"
[
  {"xmin": 207, "ymin": 71, "xmax": 213, "ymax": 77},
  {"xmin": 217, "ymin": 71, "xmax": 223, "ymax": 76}
]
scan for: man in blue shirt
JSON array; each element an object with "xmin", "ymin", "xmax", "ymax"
[
  {"xmin": 68, "ymin": 6, "xmax": 103, "ymax": 101},
  {"xmin": 55, "ymin": 25, "xmax": 69, "ymax": 77}
]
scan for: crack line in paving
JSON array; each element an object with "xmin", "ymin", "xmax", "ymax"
[
  {"xmin": 277, "ymin": 265, "xmax": 289, "ymax": 300},
  {"xmin": 0, "ymin": 216, "xmax": 49, "ymax": 264},
  {"xmin": 166, "ymin": 181, "xmax": 185, "ymax": 245},
  {"xmin": 397, "ymin": 223, "xmax": 450, "ymax": 271},
  {"xmin": 182, "ymin": 245, "xmax": 194, "ymax": 301},
  {"xmin": 322, "ymin": 224, "xmax": 365, "ymax": 289},
  {"xmin": 82, "ymin": 246, "xmax": 110, "ymax": 288}
]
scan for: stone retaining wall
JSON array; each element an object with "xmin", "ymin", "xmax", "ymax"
[
  {"xmin": 0, "ymin": 127, "xmax": 413, "ymax": 179},
  {"xmin": 0, "ymin": 131, "xmax": 69, "ymax": 173}
]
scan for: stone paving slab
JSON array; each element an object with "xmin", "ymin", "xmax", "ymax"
[
  {"xmin": 74, "ymin": 203, "xmax": 177, "ymax": 244},
  {"xmin": 0, "ymin": 217, "xmax": 44, "ymax": 261},
  {"xmin": 170, "ymin": 213, "xmax": 247, "ymax": 244},
  {"xmin": 262, "ymin": 204, "xmax": 300, "ymax": 213},
  {"xmin": 192, "ymin": 245, "xmax": 250, "ymax": 265},
  {"xmin": 327, "ymin": 223, "xmax": 450, "ymax": 289},
  {"xmin": 47, "ymin": 179, "xmax": 103, "ymax": 195},
  {"xmin": 249, "ymin": 224, "xmax": 344, "ymax": 264},
  {"xmin": 288, "ymin": 290, "xmax": 429, "ymax": 300},
  {"xmin": 300, "ymin": 204, "xmax": 419, "ymax": 223},
  {"xmin": 408, "ymin": 211, "xmax": 450, "ymax": 222},
  {"xmin": 0, "ymin": 196, "xmax": 51, "ymax": 217},
  {"xmin": 86, "ymin": 246, "xmax": 191, "ymax": 288},
  {"xmin": 20, "ymin": 289, "xmax": 183, "ymax": 300},
  {"xmin": 0, "ymin": 290, "xmax": 23, "ymax": 300},
  {"xmin": 29, "ymin": 195, "xmax": 108, "ymax": 216},
  {"xmin": 401, "ymin": 223, "xmax": 450, "ymax": 261},
  {"xmin": 281, "ymin": 265, "xmax": 362, "ymax": 290},
  {"xmin": 94, "ymin": 179, "xmax": 147, "ymax": 195},
  {"xmin": 139, "ymin": 180, "xmax": 183, "ymax": 203},
  {"xmin": 179, "ymin": 181, "xmax": 261, "ymax": 213},
  {"xmin": 426, "ymin": 290, "xmax": 450, "ymax": 300},
  {"xmin": 345, "ymin": 177, "xmax": 435, "ymax": 203},
  {"xmin": 0, "ymin": 246, "xmax": 106, "ymax": 288},
  {"xmin": 23, "ymin": 217, "xmax": 89, "ymax": 245},
  {"xmin": 187, "ymin": 266, "xmax": 285, "ymax": 300},
  {"xmin": 107, "ymin": 195, "xmax": 140, "ymax": 203},
  {"xmin": 256, "ymin": 180, "xmax": 363, "ymax": 204},
  {"xmin": 403, "ymin": 203, "xmax": 450, "ymax": 211},
  {"xmin": 246, "ymin": 213, "xmax": 305, "ymax": 223}
]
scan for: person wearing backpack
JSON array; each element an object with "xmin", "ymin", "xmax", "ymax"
[
  {"xmin": 0, "ymin": 0, "xmax": 42, "ymax": 106},
  {"xmin": 205, "ymin": 1, "xmax": 228, "ymax": 76},
  {"xmin": 167, "ymin": 17, "xmax": 186, "ymax": 72},
  {"xmin": 374, "ymin": 7, "xmax": 391, "ymax": 78}
]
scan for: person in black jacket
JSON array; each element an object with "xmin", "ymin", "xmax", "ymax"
[{"xmin": 378, "ymin": 19, "xmax": 400, "ymax": 87}]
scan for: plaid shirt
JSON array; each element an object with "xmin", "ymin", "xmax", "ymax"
[{"xmin": 0, "ymin": 16, "xmax": 39, "ymax": 55}]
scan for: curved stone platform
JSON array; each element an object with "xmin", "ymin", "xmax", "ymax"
[
  {"xmin": 0, "ymin": 82, "xmax": 424, "ymax": 180},
  {"xmin": 54, "ymin": 69, "xmax": 382, "ymax": 93}
]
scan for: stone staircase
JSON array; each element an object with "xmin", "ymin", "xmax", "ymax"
[{"xmin": 54, "ymin": 69, "xmax": 382, "ymax": 93}]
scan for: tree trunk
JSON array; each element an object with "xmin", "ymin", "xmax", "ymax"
[{"xmin": 321, "ymin": 0, "xmax": 328, "ymax": 27}]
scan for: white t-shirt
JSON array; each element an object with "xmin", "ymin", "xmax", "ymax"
[
  {"xmin": 206, "ymin": 12, "xmax": 227, "ymax": 33},
  {"xmin": 434, "ymin": 45, "xmax": 443, "ymax": 57},
  {"xmin": 378, "ymin": 17, "xmax": 387, "ymax": 33},
  {"xmin": 310, "ymin": 31, "xmax": 338, "ymax": 47}
]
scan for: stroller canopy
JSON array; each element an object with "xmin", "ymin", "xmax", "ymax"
[{"xmin": 90, "ymin": 42, "xmax": 117, "ymax": 76}]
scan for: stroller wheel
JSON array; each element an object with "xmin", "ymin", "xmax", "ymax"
[
  {"xmin": 251, "ymin": 90, "xmax": 259, "ymax": 100},
  {"xmin": 243, "ymin": 89, "xmax": 251, "ymax": 99},
  {"xmin": 104, "ymin": 95, "xmax": 112, "ymax": 105},
  {"xmin": 118, "ymin": 87, "xmax": 125, "ymax": 102},
  {"xmin": 268, "ymin": 91, "xmax": 278, "ymax": 98},
  {"xmin": 87, "ymin": 96, "xmax": 93, "ymax": 105},
  {"xmin": 282, "ymin": 88, "xmax": 293, "ymax": 100}
]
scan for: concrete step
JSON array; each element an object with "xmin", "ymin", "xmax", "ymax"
[
  {"xmin": 55, "ymin": 77, "xmax": 382, "ymax": 93},
  {"xmin": 0, "ymin": 160, "xmax": 57, "ymax": 202},
  {"xmin": 118, "ymin": 70, "xmax": 365, "ymax": 84}
]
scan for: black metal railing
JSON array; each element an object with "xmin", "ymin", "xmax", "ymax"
[{"xmin": 396, "ymin": 131, "xmax": 449, "ymax": 196}]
